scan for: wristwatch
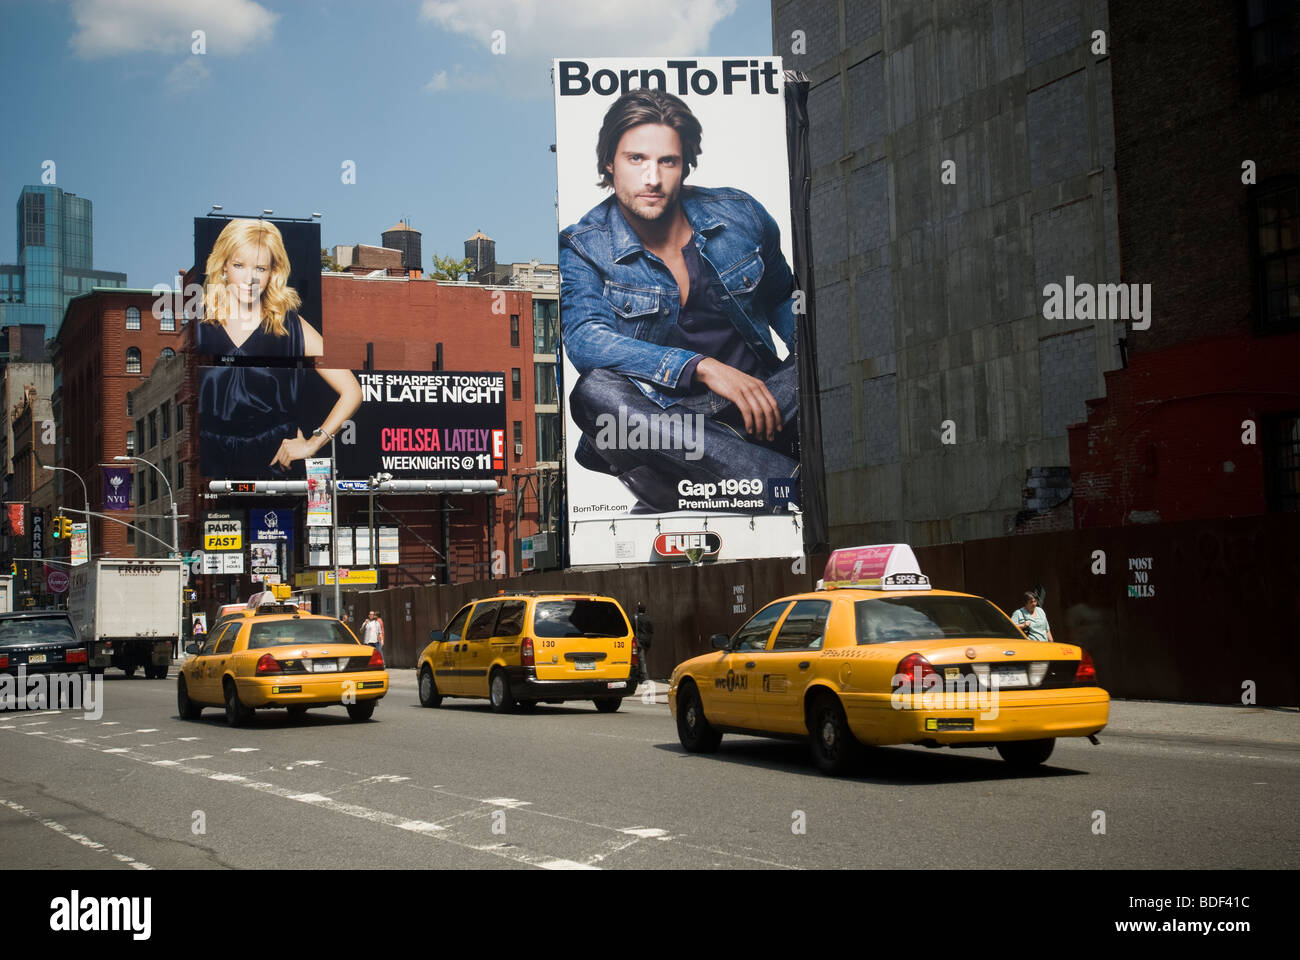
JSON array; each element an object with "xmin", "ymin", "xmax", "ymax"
[{"xmin": 311, "ymin": 427, "xmax": 332, "ymax": 441}]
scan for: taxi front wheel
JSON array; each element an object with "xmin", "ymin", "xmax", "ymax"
[
  {"xmin": 419, "ymin": 666, "xmax": 443, "ymax": 707},
  {"xmin": 808, "ymin": 694, "xmax": 863, "ymax": 776},
  {"xmin": 676, "ymin": 682, "xmax": 721, "ymax": 753},
  {"xmin": 996, "ymin": 738, "xmax": 1055, "ymax": 768}
]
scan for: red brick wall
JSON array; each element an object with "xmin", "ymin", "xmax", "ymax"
[
  {"xmin": 1069, "ymin": 331, "xmax": 1300, "ymax": 527},
  {"xmin": 57, "ymin": 291, "xmax": 184, "ymax": 559}
]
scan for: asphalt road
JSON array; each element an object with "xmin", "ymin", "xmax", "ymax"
[{"xmin": 2, "ymin": 669, "xmax": 1297, "ymax": 870}]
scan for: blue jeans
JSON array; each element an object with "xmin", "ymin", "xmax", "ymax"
[{"xmin": 570, "ymin": 359, "xmax": 800, "ymax": 513}]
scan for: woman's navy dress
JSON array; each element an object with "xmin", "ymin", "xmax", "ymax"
[{"xmin": 198, "ymin": 312, "xmax": 307, "ymax": 479}]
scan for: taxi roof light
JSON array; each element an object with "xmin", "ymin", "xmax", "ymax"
[{"xmin": 821, "ymin": 543, "xmax": 929, "ymax": 591}]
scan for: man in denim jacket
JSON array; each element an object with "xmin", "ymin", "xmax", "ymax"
[{"xmin": 560, "ymin": 88, "xmax": 800, "ymax": 513}]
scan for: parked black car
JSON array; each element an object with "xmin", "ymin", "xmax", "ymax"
[{"xmin": 0, "ymin": 610, "xmax": 87, "ymax": 683}]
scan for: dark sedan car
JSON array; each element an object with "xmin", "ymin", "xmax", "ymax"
[{"xmin": 0, "ymin": 611, "xmax": 87, "ymax": 683}]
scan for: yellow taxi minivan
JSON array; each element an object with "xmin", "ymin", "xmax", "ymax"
[
  {"xmin": 417, "ymin": 593, "xmax": 638, "ymax": 713},
  {"xmin": 178, "ymin": 587, "xmax": 387, "ymax": 725}
]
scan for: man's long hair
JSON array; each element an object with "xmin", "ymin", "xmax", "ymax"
[{"xmin": 596, "ymin": 88, "xmax": 703, "ymax": 189}]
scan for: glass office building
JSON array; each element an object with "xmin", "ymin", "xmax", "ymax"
[{"xmin": 0, "ymin": 186, "xmax": 127, "ymax": 343}]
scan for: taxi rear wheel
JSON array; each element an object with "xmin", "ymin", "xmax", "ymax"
[
  {"xmin": 489, "ymin": 669, "xmax": 515, "ymax": 713},
  {"xmin": 418, "ymin": 666, "xmax": 443, "ymax": 707},
  {"xmin": 177, "ymin": 676, "xmax": 202, "ymax": 720},
  {"xmin": 287, "ymin": 706, "xmax": 308, "ymax": 720},
  {"xmin": 346, "ymin": 700, "xmax": 376, "ymax": 722},
  {"xmin": 807, "ymin": 694, "xmax": 863, "ymax": 776},
  {"xmin": 676, "ymin": 682, "xmax": 721, "ymax": 753},
  {"xmin": 224, "ymin": 680, "xmax": 253, "ymax": 727},
  {"xmin": 593, "ymin": 697, "xmax": 621, "ymax": 713},
  {"xmin": 996, "ymin": 738, "xmax": 1055, "ymax": 768}
]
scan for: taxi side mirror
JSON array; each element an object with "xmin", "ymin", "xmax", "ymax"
[
  {"xmin": 429, "ymin": 629, "xmax": 444, "ymax": 644},
  {"xmin": 185, "ymin": 642, "xmax": 200, "ymax": 656},
  {"xmin": 710, "ymin": 633, "xmax": 730, "ymax": 650}
]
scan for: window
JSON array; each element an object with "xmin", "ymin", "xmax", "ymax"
[
  {"xmin": 126, "ymin": 393, "xmax": 133, "ymax": 416},
  {"xmin": 1253, "ymin": 177, "xmax": 1300, "ymax": 332},
  {"xmin": 125, "ymin": 347, "xmax": 141, "ymax": 374},
  {"xmin": 533, "ymin": 300, "xmax": 558, "ymax": 354},
  {"xmin": 536, "ymin": 413, "xmax": 561, "ymax": 462},
  {"xmin": 854, "ymin": 597, "xmax": 1025, "ymax": 645},
  {"xmin": 126, "ymin": 430, "xmax": 135, "ymax": 455},
  {"xmin": 22, "ymin": 192, "xmax": 44, "ymax": 247},
  {"xmin": 466, "ymin": 602, "xmax": 501, "ymax": 641},
  {"xmin": 149, "ymin": 470, "xmax": 158, "ymax": 502},
  {"xmin": 510, "ymin": 314, "xmax": 520, "ymax": 347},
  {"xmin": 176, "ymin": 460, "xmax": 184, "ymax": 490},
  {"xmin": 160, "ymin": 347, "xmax": 175, "ymax": 359},
  {"xmin": 126, "ymin": 306, "xmax": 141, "ymax": 330},
  {"xmin": 511, "ymin": 368, "xmax": 522, "ymax": 400},
  {"xmin": 161, "ymin": 401, "xmax": 171, "ymax": 440},
  {"xmin": 513, "ymin": 420, "xmax": 523, "ymax": 452},
  {"xmin": 1265, "ymin": 411, "xmax": 1300, "ymax": 512},
  {"xmin": 534, "ymin": 362, "xmax": 557, "ymax": 404},
  {"xmin": 441, "ymin": 605, "xmax": 472, "ymax": 644},
  {"xmin": 162, "ymin": 458, "xmax": 172, "ymax": 494},
  {"xmin": 771, "ymin": 600, "xmax": 832, "ymax": 650},
  {"xmin": 148, "ymin": 411, "xmax": 157, "ymax": 448},
  {"xmin": 175, "ymin": 396, "xmax": 184, "ymax": 431},
  {"xmin": 1241, "ymin": 0, "xmax": 1294, "ymax": 92},
  {"xmin": 215, "ymin": 626, "xmax": 238, "ymax": 655},
  {"xmin": 494, "ymin": 601, "xmax": 527, "ymax": 638},
  {"xmin": 136, "ymin": 418, "xmax": 144, "ymax": 453},
  {"xmin": 729, "ymin": 602, "xmax": 791, "ymax": 650},
  {"xmin": 160, "ymin": 308, "xmax": 175, "ymax": 332},
  {"xmin": 126, "ymin": 522, "xmax": 134, "ymax": 545}
]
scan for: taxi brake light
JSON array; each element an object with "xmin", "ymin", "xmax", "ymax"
[
  {"xmin": 630, "ymin": 642, "xmax": 640, "ymax": 666},
  {"xmin": 255, "ymin": 654, "xmax": 283, "ymax": 675},
  {"xmin": 1075, "ymin": 649, "xmax": 1097, "ymax": 684},
  {"xmin": 893, "ymin": 653, "xmax": 940, "ymax": 693},
  {"xmin": 521, "ymin": 637, "xmax": 534, "ymax": 667},
  {"xmin": 0, "ymin": 655, "xmax": 8, "ymax": 669},
  {"xmin": 367, "ymin": 647, "xmax": 384, "ymax": 668},
  {"xmin": 66, "ymin": 649, "xmax": 88, "ymax": 664}
]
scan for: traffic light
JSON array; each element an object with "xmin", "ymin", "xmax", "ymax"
[
  {"xmin": 63, "ymin": 517, "xmax": 74, "ymax": 539},
  {"xmin": 52, "ymin": 514, "xmax": 64, "ymax": 538},
  {"xmin": 52, "ymin": 516, "xmax": 73, "ymax": 539}
]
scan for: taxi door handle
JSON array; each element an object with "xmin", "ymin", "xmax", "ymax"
[
  {"xmin": 745, "ymin": 661, "xmax": 756, "ymax": 669},
  {"xmin": 798, "ymin": 661, "xmax": 810, "ymax": 670}
]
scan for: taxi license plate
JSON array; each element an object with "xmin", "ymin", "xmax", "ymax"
[
  {"xmin": 574, "ymin": 660, "xmax": 595, "ymax": 671},
  {"xmin": 312, "ymin": 660, "xmax": 339, "ymax": 673},
  {"xmin": 991, "ymin": 668, "xmax": 1028, "ymax": 687},
  {"xmin": 28, "ymin": 653, "xmax": 46, "ymax": 665},
  {"xmin": 606, "ymin": 681, "xmax": 626, "ymax": 690}
]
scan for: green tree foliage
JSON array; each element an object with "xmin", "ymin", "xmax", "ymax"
[{"xmin": 429, "ymin": 253, "xmax": 474, "ymax": 281}]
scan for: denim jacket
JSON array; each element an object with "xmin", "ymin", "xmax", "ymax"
[{"xmin": 559, "ymin": 185, "xmax": 797, "ymax": 409}]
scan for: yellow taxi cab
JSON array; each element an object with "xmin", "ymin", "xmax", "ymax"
[
  {"xmin": 178, "ymin": 586, "xmax": 387, "ymax": 726},
  {"xmin": 669, "ymin": 544, "xmax": 1109, "ymax": 774},
  {"xmin": 416, "ymin": 592, "xmax": 637, "ymax": 713}
]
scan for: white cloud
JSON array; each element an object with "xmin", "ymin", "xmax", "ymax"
[
  {"xmin": 70, "ymin": 0, "xmax": 278, "ymax": 58},
  {"xmin": 426, "ymin": 70, "xmax": 450, "ymax": 92},
  {"xmin": 164, "ymin": 56, "xmax": 211, "ymax": 94},
  {"xmin": 419, "ymin": 0, "xmax": 739, "ymax": 96},
  {"xmin": 423, "ymin": 64, "xmax": 495, "ymax": 94}
]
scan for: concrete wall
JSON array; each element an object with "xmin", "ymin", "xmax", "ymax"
[{"xmin": 772, "ymin": 0, "xmax": 1123, "ymax": 545}]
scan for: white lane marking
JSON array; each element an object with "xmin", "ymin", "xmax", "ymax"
[
  {"xmin": 208, "ymin": 773, "xmax": 247, "ymax": 782},
  {"xmin": 228, "ymin": 747, "xmax": 259, "ymax": 753},
  {"xmin": 535, "ymin": 858, "xmax": 600, "ymax": 870},
  {"xmin": 296, "ymin": 760, "xmax": 323, "ymax": 766},
  {"xmin": 619, "ymin": 827, "xmax": 668, "ymax": 839},
  {"xmin": 99, "ymin": 722, "xmax": 119, "ymax": 726},
  {"xmin": 102, "ymin": 748, "xmax": 131, "ymax": 754},
  {"xmin": 0, "ymin": 797, "xmax": 153, "ymax": 870},
  {"xmin": 176, "ymin": 737, "xmax": 201, "ymax": 742},
  {"xmin": 485, "ymin": 797, "xmax": 531, "ymax": 808},
  {"xmin": 150, "ymin": 760, "xmax": 180, "ymax": 766},
  {"xmin": 134, "ymin": 728, "xmax": 159, "ymax": 733},
  {"xmin": 359, "ymin": 774, "xmax": 410, "ymax": 785}
]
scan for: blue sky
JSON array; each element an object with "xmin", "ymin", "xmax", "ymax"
[{"xmin": 1, "ymin": 0, "xmax": 775, "ymax": 289}]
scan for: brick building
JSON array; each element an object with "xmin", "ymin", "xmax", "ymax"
[
  {"xmin": 50, "ymin": 289, "xmax": 185, "ymax": 560},
  {"xmin": 1069, "ymin": 0, "xmax": 1300, "ymax": 524}
]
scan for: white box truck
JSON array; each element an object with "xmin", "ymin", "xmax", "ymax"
[
  {"xmin": 0, "ymin": 574, "xmax": 13, "ymax": 614},
  {"xmin": 69, "ymin": 559, "xmax": 182, "ymax": 679}
]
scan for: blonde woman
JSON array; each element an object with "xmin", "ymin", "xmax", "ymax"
[{"xmin": 197, "ymin": 218, "xmax": 361, "ymax": 477}]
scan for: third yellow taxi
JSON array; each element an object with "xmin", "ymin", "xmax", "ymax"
[
  {"xmin": 178, "ymin": 585, "xmax": 387, "ymax": 726},
  {"xmin": 668, "ymin": 544, "xmax": 1109, "ymax": 775}
]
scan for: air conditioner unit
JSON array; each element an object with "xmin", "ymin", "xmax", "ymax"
[{"xmin": 514, "ymin": 443, "xmax": 524, "ymax": 456}]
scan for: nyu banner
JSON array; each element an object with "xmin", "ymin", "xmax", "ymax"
[{"xmin": 103, "ymin": 466, "xmax": 132, "ymax": 511}]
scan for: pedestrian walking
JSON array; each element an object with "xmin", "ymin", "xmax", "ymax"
[
  {"xmin": 361, "ymin": 610, "xmax": 385, "ymax": 657},
  {"xmin": 631, "ymin": 601, "xmax": 653, "ymax": 683},
  {"xmin": 1011, "ymin": 590, "xmax": 1054, "ymax": 643}
]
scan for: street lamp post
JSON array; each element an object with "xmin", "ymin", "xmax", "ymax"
[
  {"xmin": 41, "ymin": 464, "xmax": 91, "ymax": 564},
  {"xmin": 368, "ymin": 472, "xmax": 392, "ymax": 577}
]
